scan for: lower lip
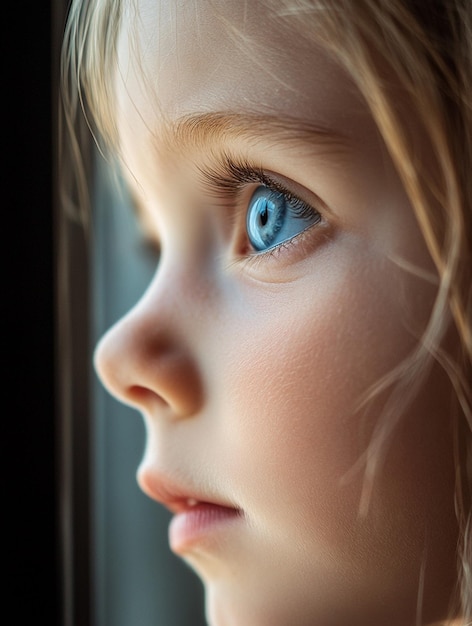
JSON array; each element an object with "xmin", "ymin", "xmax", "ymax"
[{"xmin": 169, "ymin": 503, "xmax": 241, "ymax": 553}]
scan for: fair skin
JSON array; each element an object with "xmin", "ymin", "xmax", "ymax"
[{"xmin": 94, "ymin": 2, "xmax": 459, "ymax": 625}]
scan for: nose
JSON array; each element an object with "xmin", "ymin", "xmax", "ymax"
[{"xmin": 93, "ymin": 271, "xmax": 204, "ymax": 419}]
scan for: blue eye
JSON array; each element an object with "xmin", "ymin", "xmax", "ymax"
[{"xmin": 246, "ymin": 186, "xmax": 321, "ymax": 252}]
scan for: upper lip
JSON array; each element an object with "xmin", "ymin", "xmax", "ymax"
[{"xmin": 138, "ymin": 470, "xmax": 239, "ymax": 515}]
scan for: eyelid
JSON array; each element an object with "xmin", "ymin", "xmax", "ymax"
[
  {"xmin": 264, "ymin": 170, "xmax": 328, "ymax": 217},
  {"xmin": 198, "ymin": 153, "xmax": 327, "ymax": 217},
  {"xmin": 236, "ymin": 219, "xmax": 331, "ymax": 278}
]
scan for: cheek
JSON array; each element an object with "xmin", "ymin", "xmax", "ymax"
[
  {"xmin": 214, "ymin": 242, "xmax": 444, "ymax": 556},
  {"xmin": 225, "ymin": 248, "xmax": 414, "ymax": 433},
  {"xmin": 220, "ymin": 264, "xmax": 377, "ymax": 505}
]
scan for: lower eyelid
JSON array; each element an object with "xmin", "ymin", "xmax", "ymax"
[{"xmin": 243, "ymin": 216, "xmax": 327, "ymax": 265}]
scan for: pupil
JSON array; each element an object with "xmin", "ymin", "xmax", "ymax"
[{"xmin": 260, "ymin": 205, "xmax": 268, "ymax": 226}]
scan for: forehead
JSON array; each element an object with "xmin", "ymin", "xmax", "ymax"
[{"xmin": 116, "ymin": 0, "xmax": 368, "ymax": 138}]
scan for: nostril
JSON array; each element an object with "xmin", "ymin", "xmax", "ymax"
[{"xmin": 128, "ymin": 384, "xmax": 168, "ymax": 409}]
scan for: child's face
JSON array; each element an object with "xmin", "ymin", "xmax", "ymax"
[{"xmin": 95, "ymin": 1, "xmax": 458, "ymax": 624}]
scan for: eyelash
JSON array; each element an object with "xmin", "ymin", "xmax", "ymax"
[{"xmin": 197, "ymin": 154, "xmax": 321, "ymax": 257}]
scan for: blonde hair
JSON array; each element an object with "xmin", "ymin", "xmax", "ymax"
[{"xmin": 61, "ymin": 0, "xmax": 472, "ymax": 622}]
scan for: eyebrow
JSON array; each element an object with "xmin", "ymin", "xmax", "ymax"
[{"xmin": 159, "ymin": 110, "xmax": 351, "ymax": 156}]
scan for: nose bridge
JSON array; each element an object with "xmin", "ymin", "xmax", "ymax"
[{"xmin": 93, "ymin": 262, "xmax": 205, "ymax": 418}]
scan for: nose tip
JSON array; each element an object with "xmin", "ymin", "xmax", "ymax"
[{"xmin": 93, "ymin": 303, "xmax": 204, "ymax": 418}]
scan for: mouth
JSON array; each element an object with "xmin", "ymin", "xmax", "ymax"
[
  {"xmin": 168, "ymin": 499, "xmax": 243, "ymax": 554},
  {"xmin": 138, "ymin": 471, "xmax": 243, "ymax": 554}
]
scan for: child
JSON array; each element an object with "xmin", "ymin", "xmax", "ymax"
[{"xmin": 62, "ymin": 0, "xmax": 471, "ymax": 624}]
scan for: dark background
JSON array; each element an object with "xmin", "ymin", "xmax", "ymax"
[{"xmin": 8, "ymin": 3, "xmax": 59, "ymax": 624}]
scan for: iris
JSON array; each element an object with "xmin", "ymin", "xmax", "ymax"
[{"xmin": 246, "ymin": 186, "xmax": 319, "ymax": 252}]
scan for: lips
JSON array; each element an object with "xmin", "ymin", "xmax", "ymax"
[
  {"xmin": 139, "ymin": 471, "xmax": 231, "ymax": 512},
  {"xmin": 169, "ymin": 501, "xmax": 242, "ymax": 553},
  {"xmin": 138, "ymin": 470, "xmax": 242, "ymax": 553}
]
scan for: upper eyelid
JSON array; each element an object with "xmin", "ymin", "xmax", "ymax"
[
  {"xmin": 196, "ymin": 155, "xmax": 325, "ymax": 217},
  {"xmin": 196, "ymin": 156, "xmax": 265, "ymax": 198}
]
